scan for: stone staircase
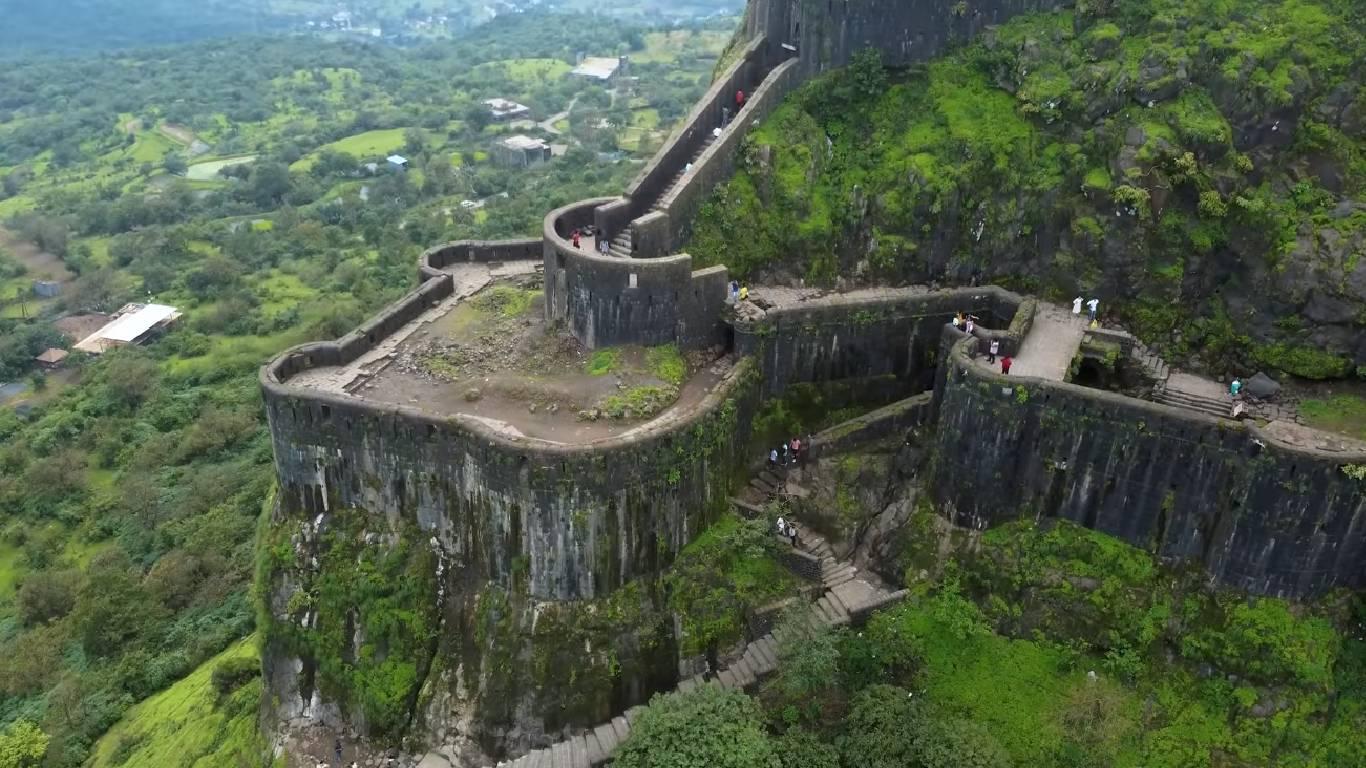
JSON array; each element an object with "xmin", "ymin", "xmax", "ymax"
[
  {"xmin": 1154, "ymin": 387, "xmax": 1231, "ymax": 418},
  {"xmin": 607, "ymin": 230, "xmax": 633, "ymax": 259},
  {"xmin": 483, "ymin": 484, "xmax": 904, "ymax": 768},
  {"xmin": 1131, "ymin": 340, "xmax": 1170, "ymax": 389},
  {"xmin": 650, "ymin": 133, "xmax": 718, "ymax": 214}
]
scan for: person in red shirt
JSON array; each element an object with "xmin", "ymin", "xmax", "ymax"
[
  {"xmin": 736, "ymin": 89, "xmax": 746, "ymax": 109},
  {"xmin": 1001, "ymin": 356, "xmax": 1013, "ymax": 375},
  {"xmin": 571, "ymin": 229, "xmax": 581, "ymax": 249}
]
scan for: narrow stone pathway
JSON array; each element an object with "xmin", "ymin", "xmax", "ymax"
[
  {"xmin": 1007, "ymin": 303, "xmax": 1087, "ymax": 381},
  {"xmin": 480, "ymin": 472, "xmax": 905, "ymax": 768}
]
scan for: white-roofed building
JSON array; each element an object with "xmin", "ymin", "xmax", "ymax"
[
  {"xmin": 484, "ymin": 98, "xmax": 531, "ymax": 120},
  {"xmin": 74, "ymin": 303, "xmax": 181, "ymax": 354},
  {"xmin": 571, "ymin": 56, "xmax": 627, "ymax": 82}
]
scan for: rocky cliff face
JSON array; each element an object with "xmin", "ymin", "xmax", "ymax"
[{"xmin": 691, "ymin": 0, "xmax": 1366, "ymax": 379}]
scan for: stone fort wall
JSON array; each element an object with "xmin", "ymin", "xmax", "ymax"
[
  {"xmin": 555, "ymin": 0, "xmax": 1063, "ymax": 351},
  {"xmin": 930, "ymin": 335, "xmax": 1366, "ymax": 598}
]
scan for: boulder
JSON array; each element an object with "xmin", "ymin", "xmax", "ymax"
[
  {"xmin": 1302, "ymin": 289, "xmax": 1357, "ymax": 324},
  {"xmin": 1244, "ymin": 372, "xmax": 1281, "ymax": 399}
]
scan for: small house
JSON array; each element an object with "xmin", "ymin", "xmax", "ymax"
[
  {"xmin": 492, "ymin": 136, "xmax": 552, "ymax": 168},
  {"xmin": 33, "ymin": 280, "xmax": 61, "ymax": 298},
  {"xmin": 74, "ymin": 303, "xmax": 181, "ymax": 354},
  {"xmin": 484, "ymin": 98, "xmax": 531, "ymax": 121},
  {"xmin": 386, "ymin": 155, "xmax": 408, "ymax": 172},
  {"xmin": 35, "ymin": 348, "xmax": 68, "ymax": 370},
  {"xmin": 571, "ymin": 56, "xmax": 627, "ymax": 82}
]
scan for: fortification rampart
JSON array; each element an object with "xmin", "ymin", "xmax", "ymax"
[
  {"xmin": 543, "ymin": 199, "xmax": 729, "ymax": 348},
  {"xmin": 420, "ymin": 238, "xmax": 541, "ymax": 278},
  {"xmin": 734, "ymin": 286, "xmax": 1029, "ymax": 397},
  {"xmin": 930, "ymin": 335, "xmax": 1366, "ymax": 598}
]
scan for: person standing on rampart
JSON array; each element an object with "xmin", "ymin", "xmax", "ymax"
[
  {"xmin": 1001, "ymin": 355, "xmax": 1013, "ymax": 375},
  {"xmin": 571, "ymin": 229, "xmax": 581, "ymax": 249},
  {"xmin": 988, "ymin": 338, "xmax": 999, "ymax": 364}
]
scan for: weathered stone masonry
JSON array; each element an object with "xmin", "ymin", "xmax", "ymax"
[{"xmin": 930, "ymin": 335, "xmax": 1366, "ymax": 598}]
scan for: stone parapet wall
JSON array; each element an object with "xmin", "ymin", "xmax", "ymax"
[
  {"xmin": 734, "ymin": 286, "xmax": 1026, "ymax": 397},
  {"xmin": 420, "ymin": 238, "xmax": 542, "ymax": 278},
  {"xmin": 930, "ymin": 335, "xmax": 1366, "ymax": 598},
  {"xmin": 807, "ymin": 392, "xmax": 933, "ymax": 459},
  {"xmin": 543, "ymin": 199, "xmax": 729, "ymax": 349},
  {"xmin": 619, "ymin": 37, "xmax": 769, "ymax": 234}
]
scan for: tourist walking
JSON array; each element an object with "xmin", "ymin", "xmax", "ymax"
[
  {"xmin": 739, "ymin": 284, "xmax": 749, "ymax": 301},
  {"xmin": 1230, "ymin": 378, "xmax": 1242, "ymax": 398},
  {"xmin": 768, "ymin": 448, "xmax": 778, "ymax": 468},
  {"xmin": 1086, "ymin": 297, "xmax": 1099, "ymax": 323},
  {"xmin": 571, "ymin": 229, "xmax": 581, "ymax": 249},
  {"xmin": 736, "ymin": 89, "xmax": 746, "ymax": 109},
  {"xmin": 954, "ymin": 311, "xmax": 965, "ymax": 330},
  {"xmin": 1073, "ymin": 296, "xmax": 1083, "ymax": 315},
  {"xmin": 965, "ymin": 316, "xmax": 975, "ymax": 334},
  {"xmin": 988, "ymin": 338, "xmax": 999, "ymax": 363},
  {"xmin": 776, "ymin": 515, "xmax": 788, "ymax": 539},
  {"xmin": 791, "ymin": 436, "xmax": 802, "ymax": 464},
  {"xmin": 1001, "ymin": 355, "xmax": 1013, "ymax": 375}
]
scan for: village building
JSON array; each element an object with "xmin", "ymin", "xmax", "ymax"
[
  {"xmin": 492, "ymin": 135, "xmax": 552, "ymax": 168},
  {"xmin": 484, "ymin": 98, "xmax": 531, "ymax": 120},
  {"xmin": 386, "ymin": 155, "xmax": 408, "ymax": 171},
  {"xmin": 34, "ymin": 348, "xmax": 69, "ymax": 370},
  {"xmin": 74, "ymin": 303, "xmax": 181, "ymax": 354},
  {"xmin": 571, "ymin": 55, "xmax": 628, "ymax": 82}
]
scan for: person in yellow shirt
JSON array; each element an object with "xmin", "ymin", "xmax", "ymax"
[{"xmin": 739, "ymin": 285, "xmax": 749, "ymax": 301}]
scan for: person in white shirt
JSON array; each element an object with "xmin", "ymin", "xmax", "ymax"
[
  {"xmin": 1087, "ymin": 297, "xmax": 1100, "ymax": 322},
  {"xmin": 1072, "ymin": 296, "xmax": 1083, "ymax": 314}
]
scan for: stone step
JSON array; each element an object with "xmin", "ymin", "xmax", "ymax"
[
  {"xmin": 753, "ymin": 637, "xmax": 776, "ymax": 669},
  {"xmin": 1157, "ymin": 389, "xmax": 1229, "ymax": 417},
  {"xmin": 757, "ymin": 469, "xmax": 783, "ymax": 486},
  {"xmin": 624, "ymin": 706, "xmax": 645, "ymax": 725},
  {"xmin": 591, "ymin": 723, "xmax": 618, "ymax": 762},
  {"xmin": 610, "ymin": 716, "xmax": 630, "ymax": 744},
  {"xmin": 749, "ymin": 478, "xmax": 774, "ymax": 495},
  {"xmin": 551, "ymin": 740, "xmax": 571, "ymax": 768},
  {"xmin": 822, "ymin": 593, "xmax": 849, "ymax": 622},
  {"xmin": 528, "ymin": 747, "xmax": 551, "ymax": 768},
  {"xmin": 718, "ymin": 667, "xmax": 738, "ymax": 689},
  {"xmin": 732, "ymin": 657, "xmax": 755, "ymax": 687},
  {"xmin": 748, "ymin": 642, "xmax": 773, "ymax": 673},
  {"xmin": 573, "ymin": 735, "xmax": 592, "ymax": 768}
]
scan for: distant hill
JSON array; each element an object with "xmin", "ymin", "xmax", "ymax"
[{"xmin": 0, "ymin": 0, "xmax": 279, "ymax": 54}]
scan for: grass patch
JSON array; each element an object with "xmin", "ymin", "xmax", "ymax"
[
  {"xmin": 645, "ymin": 344, "xmax": 686, "ymax": 385},
  {"xmin": 585, "ymin": 348, "xmax": 622, "ymax": 376},
  {"xmin": 291, "ymin": 128, "xmax": 410, "ymax": 171},
  {"xmin": 598, "ymin": 384, "xmax": 678, "ymax": 420},
  {"xmin": 1300, "ymin": 394, "xmax": 1366, "ymax": 441},
  {"xmin": 472, "ymin": 57, "xmax": 572, "ymax": 84},
  {"xmin": 470, "ymin": 284, "xmax": 539, "ymax": 318},
  {"xmin": 87, "ymin": 636, "xmax": 268, "ymax": 768}
]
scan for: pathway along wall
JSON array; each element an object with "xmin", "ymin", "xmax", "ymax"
[{"xmin": 929, "ymin": 335, "xmax": 1366, "ymax": 598}]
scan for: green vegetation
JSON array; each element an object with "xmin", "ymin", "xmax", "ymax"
[
  {"xmin": 665, "ymin": 515, "xmax": 797, "ymax": 656},
  {"xmin": 622, "ymin": 516, "xmax": 1366, "ymax": 768},
  {"xmin": 261, "ymin": 508, "xmax": 439, "ymax": 736},
  {"xmin": 471, "ymin": 284, "xmax": 540, "ymax": 318},
  {"xmin": 645, "ymin": 344, "xmax": 686, "ymax": 386},
  {"xmin": 690, "ymin": 0, "xmax": 1366, "ymax": 377},
  {"xmin": 585, "ymin": 347, "xmax": 623, "ymax": 376},
  {"xmin": 598, "ymin": 384, "xmax": 680, "ymax": 420},
  {"xmin": 1300, "ymin": 393, "xmax": 1366, "ymax": 440},
  {"xmin": 86, "ymin": 638, "xmax": 269, "ymax": 768},
  {"xmin": 615, "ymin": 685, "xmax": 776, "ymax": 768},
  {"xmin": 0, "ymin": 9, "xmax": 732, "ymax": 763}
]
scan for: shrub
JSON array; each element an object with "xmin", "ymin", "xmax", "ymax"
[
  {"xmin": 614, "ymin": 685, "xmax": 776, "ymax": 768},
  {"xmin": 210, "ymin": 656, "xmax": 261, "ymax": 696}
]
